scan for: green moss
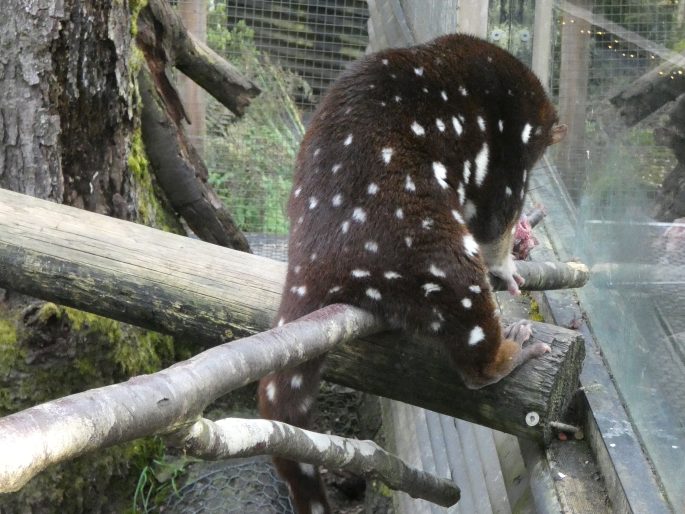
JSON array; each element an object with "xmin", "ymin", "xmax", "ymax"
[
  {"xmin": 128, "ymin": 0, "xmax": 148, "ymax": 37},
  {"xmin": 128, "ymin": 128, "xmax": 183, "ymax": 233},
  {"xmin": 527, "ymin": 296, "xmax": 545, "ymax": 322}
]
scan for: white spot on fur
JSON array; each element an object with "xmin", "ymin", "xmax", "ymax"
[
  {"xmin": 422, "ymin": 87, "xmax": 429, "ymax": 93},
  {"xmin": 452, "ymin": 209, "xmax": 465, "ymax": 224},
  {"xmin": 505, "ymin": 186, "xmax": 512, "ymax": 197},
  {"xmin": 459, "ymin": 86, "xmax": 468, "ymax": 96},
  {"xmin": 405, "ymin": 237, "xmax": 413, "ymax": 247},
  {"xmin": 394, "ymin": 95, "xmax": 401, "ymax": 102},
  {"xmin": 292, "ymin": 285, "xmax": 307, "ymax": 297},
  {"xmin": 308, "ymin": 197, "xmax": 318, "ymax": 210},
  {"xmin": 433, "ymin": 161, "xmax": 448, "ymax": 189},
  {"xmin": 344, "ymin": 134, "xmax": 353, "ymax": 146},
  {"xmin": 341, "ymin": 220, "xmax": 350, "ymax": 233},
  {"xmin": 332, "ymin": 163, "xmax": 342, "ymax": 173},
  {"xmin": 310, "ymin": 253, "xmax": 317, "ymax": 262},
  {"xmin": 329, "ymin": 285, "xmax": 342, "ymax": 294},
  {"xmin": 477, "ymin": 116, "xmax": 486, "ymax": 131},
  {"xmin": 474, "ymin": 143, "xmax": 490, "ymax": 187},
  {"xmin": 441, "ymin": 90, "xmax": 448, "ymax": 101},
  {"xmin": 395, "ymin": 208, "xmax": 404, "ymax": 219},
  {"xmin": 463, "ymin": 200, "xmax": 476, "ymax": 221},
  {"xmin": 469, "ymin": 285, "xmax": 482, "ymax": 294},
  {"xmin": 384, "ymin": 271, "xmax": 402, "ymax": 279},
  {"xmin": 352, "ymin": 207, "xmax": 367, "ymax": 223},
  {"xmin": 464, "ymin": 235, "xmax": 479, "ymax": 256},
  {"xmin": 457, "ymin": 183, "xmax": 466, "ymax": 205},
  {"xmin": 523, "ymin": 169, "xmax": 528, "ymax": 183},
  {"xmin": 297, "ymin": 216, "xmax": 304, "ymax": 225},
  {"xmin": 452, "ymin": 116, "xmax": 463, "ymax": 136},
  {"xmin": 293, "ymin": 265, "xmax": 302, "ymax": 274},
  {"xmin": 423, "ymin": 283, "xmax": 442, "ymax": 296},
  {"xmin": 469, "ymin": 326, "xmax": 485, "ymax": 346},
  {"xmin": 364, "ymin": 241, "xmax": 378, "ymax": 252},
  {"xmin": 366, "ymin": 288, "xmax": 382, "ymax": 300},
  {"xmin": 277, "ymin": 318, "xmax": 285, "ymax": 327},
  {"xmin": 382, "ymin": 147, "xmax": 394, "ymax": 164},
  {"xmin": 430, "ymin": 264, "xmax": 446, "ymax": 277},
  {"xmin": 414, "ymin": 67, "xmax": 424, "ymax": 76},
  {"xmin": 463, "ymin": 161, "xmax": 471, "ymax": 184},
  {"xmin": 311, "ymin": 501, "xmax": 325, "ymax": 514},
  {"xmin": 411, "ymin": 121, "xmax": 425, "ymax": 136},
  {"xmin": 431, "ymin": 321, "xmax": 442, "ymax": 332},
  {"xmin": 462, "ymin": 298, "xmax": 473, "ymax": 309},
  {"xmin": 291, "ymin": 374, "xmax": 303, "ymax": 389},
  {"xmin": 294, "ymin": 187, "xmax": 302, "ymax": 197},
  {"xmin": 352, "ymin": 269, "xmax": 371, "ymax": 278},
  {"xmin": 368, "ymin": 183, "xmax": 379, "ymax": 195},
  {"xmin": 332, "ymin": 193, "xmax": 343, "ymax": 206},
  {"xmin": 314, "ymin": 148, "xmax": 321, "ymax": 157},
  {"xmin": 405, "ymin": 175, "xmax": 416, "ymax": 192},
  {"xmin": 436, "ymin": 118, "xmax": 446, "ymax": 132},
  {"xmin": 498, "ymin": 120, "xmax": 504, "ymax": 132},
  {"xmin": 266, "ymin": 382, "xmax": 276, "ymax": 402},
  {"xmin": 522, "ymin": 123, "xmax": 532, "ymax": 144},
  {"xmin": 382, "ymin": 58, "xmax": 389, "ymax": 65},
  {"xmin": 300, "ymin": 463, "xmax": 315, "ymax": 476},
  {"xmin": 422, "ymin": 218, "xmax": 434, "ymax": 229}
]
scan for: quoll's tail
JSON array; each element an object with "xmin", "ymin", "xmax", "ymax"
[{"xmin": 258, "ymin": 355, "xmax": 331, "ymax": 514}]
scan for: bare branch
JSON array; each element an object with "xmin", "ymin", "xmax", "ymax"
[
  {"xmin": 138, "ymin": 0, "xmax": 260, "ymax": 116},
  {"xmin": 0, "ymin": 304, "xmax": 380, "ymax": 493},
  {"xmin": 138, "ymin": 67, "xmax": 251, "ymax": 251},
  {"xmin": 173, "ymin": 417, "xmax": 460, "ymax": 507}
]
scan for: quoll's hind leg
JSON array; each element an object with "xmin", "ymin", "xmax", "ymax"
[
  {"xmin": 470, "ymin": 319, "xmax": 550, "ymax": 389},
  {"xmin": 258, "ymin": 356, "xmax": 331, "ymax": 514}
]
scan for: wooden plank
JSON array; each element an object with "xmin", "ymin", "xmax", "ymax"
[{"xmin": 0, "ymin": 188, "xmax": 584, "ymax": 443}]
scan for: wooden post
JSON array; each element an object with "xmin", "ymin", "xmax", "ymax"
[
  {"xmin": 456, "ymin": 0, "xmax": 490, "ymax": 38},
  {"xmin": 0, "ymin": 188, "xmax": 585, "ymax": 443},
  {"xmin": 556, "ymin": 0, "xmax": 592, "ymax": 201},
  {"xmin": 532, "ymin": 0, "xmax": 554, "ymax": 90},
  {"xmin": 177, "ymin": 0, "xmax": 207, "ymax": 156}
]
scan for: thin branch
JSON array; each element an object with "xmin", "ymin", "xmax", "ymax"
[
  {"xmin": 173, "ymin": 417, "xmax": 460, "ymax": 507},
  {"xmin": 0, "ymin": 304, "xmax": 380, "ymax": 493}
]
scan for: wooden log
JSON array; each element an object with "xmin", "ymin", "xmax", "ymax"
[{"xmin": 0, "ymin": 189, "xmax": 585, "ymax": 443}]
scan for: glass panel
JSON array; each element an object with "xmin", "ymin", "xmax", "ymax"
[{"xmin": 544, "ymin": 0, "xmax": 685, "ymax": 508}]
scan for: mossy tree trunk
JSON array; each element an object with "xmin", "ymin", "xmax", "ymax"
[{"xmin": 0, "ymin": 1, "xmax": 188, "ymax": 511}]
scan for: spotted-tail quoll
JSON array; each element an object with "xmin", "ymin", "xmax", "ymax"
[{"xmin": 259, "ymin": 34, "xmax": 567, "ymax": 514}]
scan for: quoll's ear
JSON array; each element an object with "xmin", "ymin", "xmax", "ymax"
[{"xmin": 550, "ymin": 124, "xmax": 567, "ymax": 145}]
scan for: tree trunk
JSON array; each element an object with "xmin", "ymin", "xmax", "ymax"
[{"xmin": 0, "ymin": 1, "xmax": 184, "ymax": 511}]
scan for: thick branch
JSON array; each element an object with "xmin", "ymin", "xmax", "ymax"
[
  {"xmin": 610, "ymin": 53, "xmax": 685, "ymax": 126},
  {"xmin": 0, "ymin": 304, "xmax": 379, "ymax": 492},
  {"xmin": 138, "ymin": 68, "xmax": 251, "ymax": 251},
  {"xmin": 137, "ymin": 0, "xmax": 260, "ymax": 116},
  {"xmin": 176, "ymin": 417, "xmax": 460, "ymax": 507},
  {"xmin": 0, "ymin": 189, "xmax": 585, "ymax": 445}
]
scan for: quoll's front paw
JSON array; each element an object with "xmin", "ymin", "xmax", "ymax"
[{"xmin": 490, "ymin": 258, "xmax": 524, "ymax": 296}]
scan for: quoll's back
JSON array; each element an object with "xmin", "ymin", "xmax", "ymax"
[{"xmin": 259, "ymin": 34, "xmax": 562, "ymax": 514}]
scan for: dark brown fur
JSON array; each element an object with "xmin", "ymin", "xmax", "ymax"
[{"xmin": 259, "ymin": 34, "xmax": 561, "ymax": 514}]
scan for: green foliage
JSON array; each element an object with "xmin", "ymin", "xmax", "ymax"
[
  {"xmin": 131, "ymin": 454, "xmax": 196, "ymax": 513},
  {"xmin": 205, "ymin": 12, "xmax": 310, "ymax": 234}
]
